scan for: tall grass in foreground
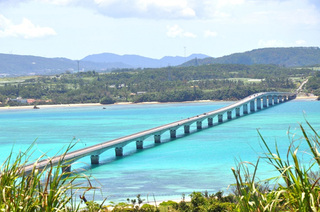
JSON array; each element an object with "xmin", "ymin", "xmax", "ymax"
[
  {"xmin": 232, "ymin": 121, "xmax": 320, "ymax": 212},
  {"xmin": 0, "ymin": 143, "xmax": 97, "ymax": 211}
]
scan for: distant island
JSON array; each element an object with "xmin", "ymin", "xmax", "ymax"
[
  {"xmin": 1, "ymin": 47, "xmax": 320, "ymax": 77},
  {"xmin": 0, "ymin": 63, "xmax": 319, "ymax": 107}
]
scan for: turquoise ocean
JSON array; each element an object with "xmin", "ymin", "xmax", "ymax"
[{"xmin": 0, "ymin": 99, "xmax": 319, "ymax": 203}]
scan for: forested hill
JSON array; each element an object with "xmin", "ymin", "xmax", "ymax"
[
  {"xmin": 82, "ymin": 53, "xmax": 209, "ymax": 68},
  {"xmin": 183, "ymin": 47, "xmax": 320, "ymax": 67},
  {"xmin": 0, "ymin": 53, "xmax": 129, "ymax": 76},
  {"xmin": 0, "ymin": 53, "xmax": 208, "ymax": 76}
]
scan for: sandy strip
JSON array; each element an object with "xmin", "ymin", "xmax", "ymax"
[
  {"xmin": 0, "ymin": 96, "xmax": 317, "ymax": 110},
  {"xmin": 0, "ymin": 103, "xmax": 103, "ymax": 110},
  {"xmin": 0, "ymin": 100, "xmax": 223, "ymax": 110},
  {"xmin": 296, "ymin": 96, "xmax": 319, "ymax": 100}
]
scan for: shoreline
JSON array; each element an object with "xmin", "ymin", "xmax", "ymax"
[
  {"xmin": 0, "ymin": 100, "xmax": 224, "ymax": 110},
  {"xmin": 0, "ymin": 96, "xmax": 317, "ymax": 110}
]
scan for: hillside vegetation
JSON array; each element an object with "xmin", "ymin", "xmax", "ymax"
[
  {"xmin": 0, "ymin": 53, "xmax": 208, "ymax": 76},
  {"xmin": 0, "ymin": 64, "xmax": 314, "ymax": 106},
  {"xmin": 183, "ymin": 47, "xmax": 320, "ymax": 67},
  {"xmin": 1, "ymin": 47, "xmax": 320, "ymax": 76}
]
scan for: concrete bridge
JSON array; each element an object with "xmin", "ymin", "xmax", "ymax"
[{"xmin": 23, "ymin": 92, "xmax": 296, "ymax": 175}]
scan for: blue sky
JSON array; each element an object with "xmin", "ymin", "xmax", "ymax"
[{"xmin": 0, "ymin": 0, "xmax": 319, "ymax": 60}]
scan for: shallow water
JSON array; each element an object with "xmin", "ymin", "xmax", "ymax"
[{"xmin": 0, "ymin": 99, "xmax": 319, "ymax": 203}]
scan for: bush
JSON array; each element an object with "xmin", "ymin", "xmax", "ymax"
[
  {"xmin": 0, "ymin": 142, "xmax": 96, "ymax": 211},
  {"xmin": 100, "ymin": 96, "xmax": 115, "ymax": 104},
  {"xmin": 232, "ymin": 120, "xmax": 320, "ymax": 211}
]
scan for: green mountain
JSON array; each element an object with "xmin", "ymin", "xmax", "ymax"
[
  {"xmin": 183, "ymin": 47, "xmax": 320, "ymax": 67},
  {"xmin": 0, "ymin": 53, "xmax": 209, "ymax": 76},
  {"xmin": 0, "ymin": 53, "xmax": 131, "ymax": 77}
]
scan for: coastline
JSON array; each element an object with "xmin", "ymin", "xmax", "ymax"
[
  {"xmin": 0, "ymin": 96, "xmax": 317, "ymax": 110},
  {"xmin": 0, "ymin": 100, "xmax": 222, "ymax": 110}
]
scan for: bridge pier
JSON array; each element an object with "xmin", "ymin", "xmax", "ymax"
[
  {"xmin": 115, "ymin": 147, "xmax": 123, "ymax": 157},
  {"xmin": 279, "ymin": 96, "xmax": 283, "ymax": 103},
  {"xmin": 268, "ymin": 96, "xmax": 273, "ymax": 106},
  {"xmin": 257, "ymin": 98, "xmax": 261, "ymax": 110},
  {"xmin": 236, "ymin": 108, "xmax": 240, "ymax": 117},
  {"xmin": 170, "ymin": 129, "xmax": 176, "ymax": 138},
  {"xmin": 197, "ymin": 121, "xmax": 202, "ymax": 129},
  {"xmin": 90, "ymin": 155, "xmax": 100, "ymax": 164},
  {"xmin": 184, "ymin": 125, "xmax": 190, "ymax": 133},
  {"xmin": 263, "ymin": 96, "xmax": 268, "ymax": 108},
  {"xmin": 227, "ymin": 111, "xmax": 232, "ymax": 120},
  {"xmin": 274, "ymin": 96, "xmax": 278, "ymax": 104},
  {"xmin": 243, "ymin": 104, "xmax": 248, "ymax": 114},
  {"xmin": 136, "ymin": 140, "xmax": 143, "ymax": 149},
  {"xmin": 218, "ymin": 114, "xmax": 223, "ymax": 123},
  {"xmin": 284, "ymin": 96, "xmax": 288, "ymax": 101},
  {"xmin": 250, "ymin": 101, "xmax": 255, "ymax": 112},
  {"xmin": 208, "ymin": 117, "xmax": 213, "ymax": 126},
  {"xmin": 154, "ymin": 135, "xmax": 161, "ymax": 143}
]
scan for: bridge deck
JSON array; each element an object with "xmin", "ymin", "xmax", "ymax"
[{"xmin": 22, "ymin": 92, "xmax": 295, "ymax": 175}]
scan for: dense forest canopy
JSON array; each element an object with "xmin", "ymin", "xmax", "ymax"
[
  {"xmin": 0, "ymin": 64, "xmax": 316, "ymax": 106},
  {"xmin": 183, "ymin": 47, "xmax": 320, "ymax": 67}
]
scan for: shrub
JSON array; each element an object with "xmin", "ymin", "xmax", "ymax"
[
  {"xmin": 232, "ymin": 120, "xmax": 320, "ymax": 211},
  {"xmin": 0, "ymin": 142, "xmax": 96, "ymax": 211}
]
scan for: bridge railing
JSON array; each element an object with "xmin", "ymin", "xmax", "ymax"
[{"xmin": 21, "ymin": 92, "xmax": 296, "ymax": 174}]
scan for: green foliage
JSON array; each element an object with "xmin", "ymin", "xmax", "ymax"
[
  {"xmin": 306, "ymin": 72, "xmax": 320, "ymax": 96},
  {"xmin": 184, "ymin": 47, "xmax": 320, "ymax": 67},
  {"xmin": 0, "ymin": 63, "xmax": 311, "ymax": 106},
  {"xmin": 168, "ymin": 192, "xmax": 235, "ymax": 212},
  {"xmin": 159, "ymin": 200, "xmax": 178, "ymax": 207},
  {"xmin": 232, "ymin": 120, "xmax": 320, "ymax": 211},
  {"xmin": 0, "ymin": 142, "xmax": 97, "ymax": 211},
  {"xmin": 100, "ymin": 96, "xmax": 115, "ymax": 104}
]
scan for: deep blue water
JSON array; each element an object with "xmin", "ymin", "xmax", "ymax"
[{"xmin": 0, "ymin": 99, "xmax": 319, "ymax": 203}]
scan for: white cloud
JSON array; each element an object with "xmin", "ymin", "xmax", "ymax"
[
  {"xmin": 37, "ymin": 0, "xmax": 75, "ymax": 6},
  {"xmin": 204, "ymin": 30, "xmax": 218, "ymax": 38},
  {"xmin": 258, "ymin": 39, "xmax": 310, "ymax": 48},
  {"xmin": 166, "ymin": 24, "xmax": 196, "ymax": 38},
  {"xmin": 258, "ymin": 39, "xmax": 285, "ymax": 47},
  {"xmin": 0, "ymin": 15, "xmax": 56, "ymax": 39},
  {"xmin": 295, "ymin": 40, "xmax": 307, "ymax": 45},
  {"xmin": 93, "ymin": 0, "xmax": 196, "ymax": 19},
  {"xmin": 215, "ymin": 0, "xmax": 245, "ymax": 8}
]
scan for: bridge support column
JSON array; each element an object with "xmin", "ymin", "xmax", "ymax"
[
  {"xmin": 284, "ymin": 96, "xmax": 288, "ymax": 101},
  {"xmin": 227, "ymin": 111, "xmax": 232, "ymax": 120},
  {"xmin": 274, "ymin": 96, "xmax": 278, "ymax": 104},
  {"xmin": 279, "ymin": 96, "xmax": 283, "ymax": 103},
  {"xmin": 243, "ymin": 104, "xmax": 248, "ymax": 114},
  {"xmin": 197, "ymin": 121, "xmax": 202, "ymax": 129},
  {"xmin": 170, "ymin": 129, "xmax": 176, "ymax": 138},
  {"xmin": 62, "ymin": 164, "xmax": 71, "ymax": 173},
  {"xmin": 208, "ymin": 118, "xmax": 213, "ymax": 126},
  {"xmin": 115, "ymin": 147, "xmax": 123, "ymax": 157},
  {"xmin": 236, "ymin": 108, "xmax": 240, "ymax": 117},
  {"xmin": 154, "ymin": 135, "xmax": 161, "ymax": 143},
  {"xmin": 263, "ymin": 96, "xmax": 268, "ymax": 108},
  {"xmin": 268, "ymin": 96, "xmax": 273, "ymax": 106},
  {"xmin": 257, "ymin": 98, "xmax": 261, "ymax": 110},
  {"xmin": 218, "ymin": 114, "xmax": 223, "ymax": 123},
  {"xmin": 90, "ymin": 155, "xmax": 99, "ymax": 164},
  {"xmin": 250, "ymin": 101, "xmax": 255, "ymax": 112},
  {"xmin": 184, "ymin": 125, "xmax": 190, "ymax": 133},
  {"xmin": 136, "ymin": 140, "xmax": 143, "ymax": 149}
]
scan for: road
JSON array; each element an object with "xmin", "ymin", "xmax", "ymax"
[{"xmin": 21, "ymin": 91, "xmax": 295, "ymax": 175}]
